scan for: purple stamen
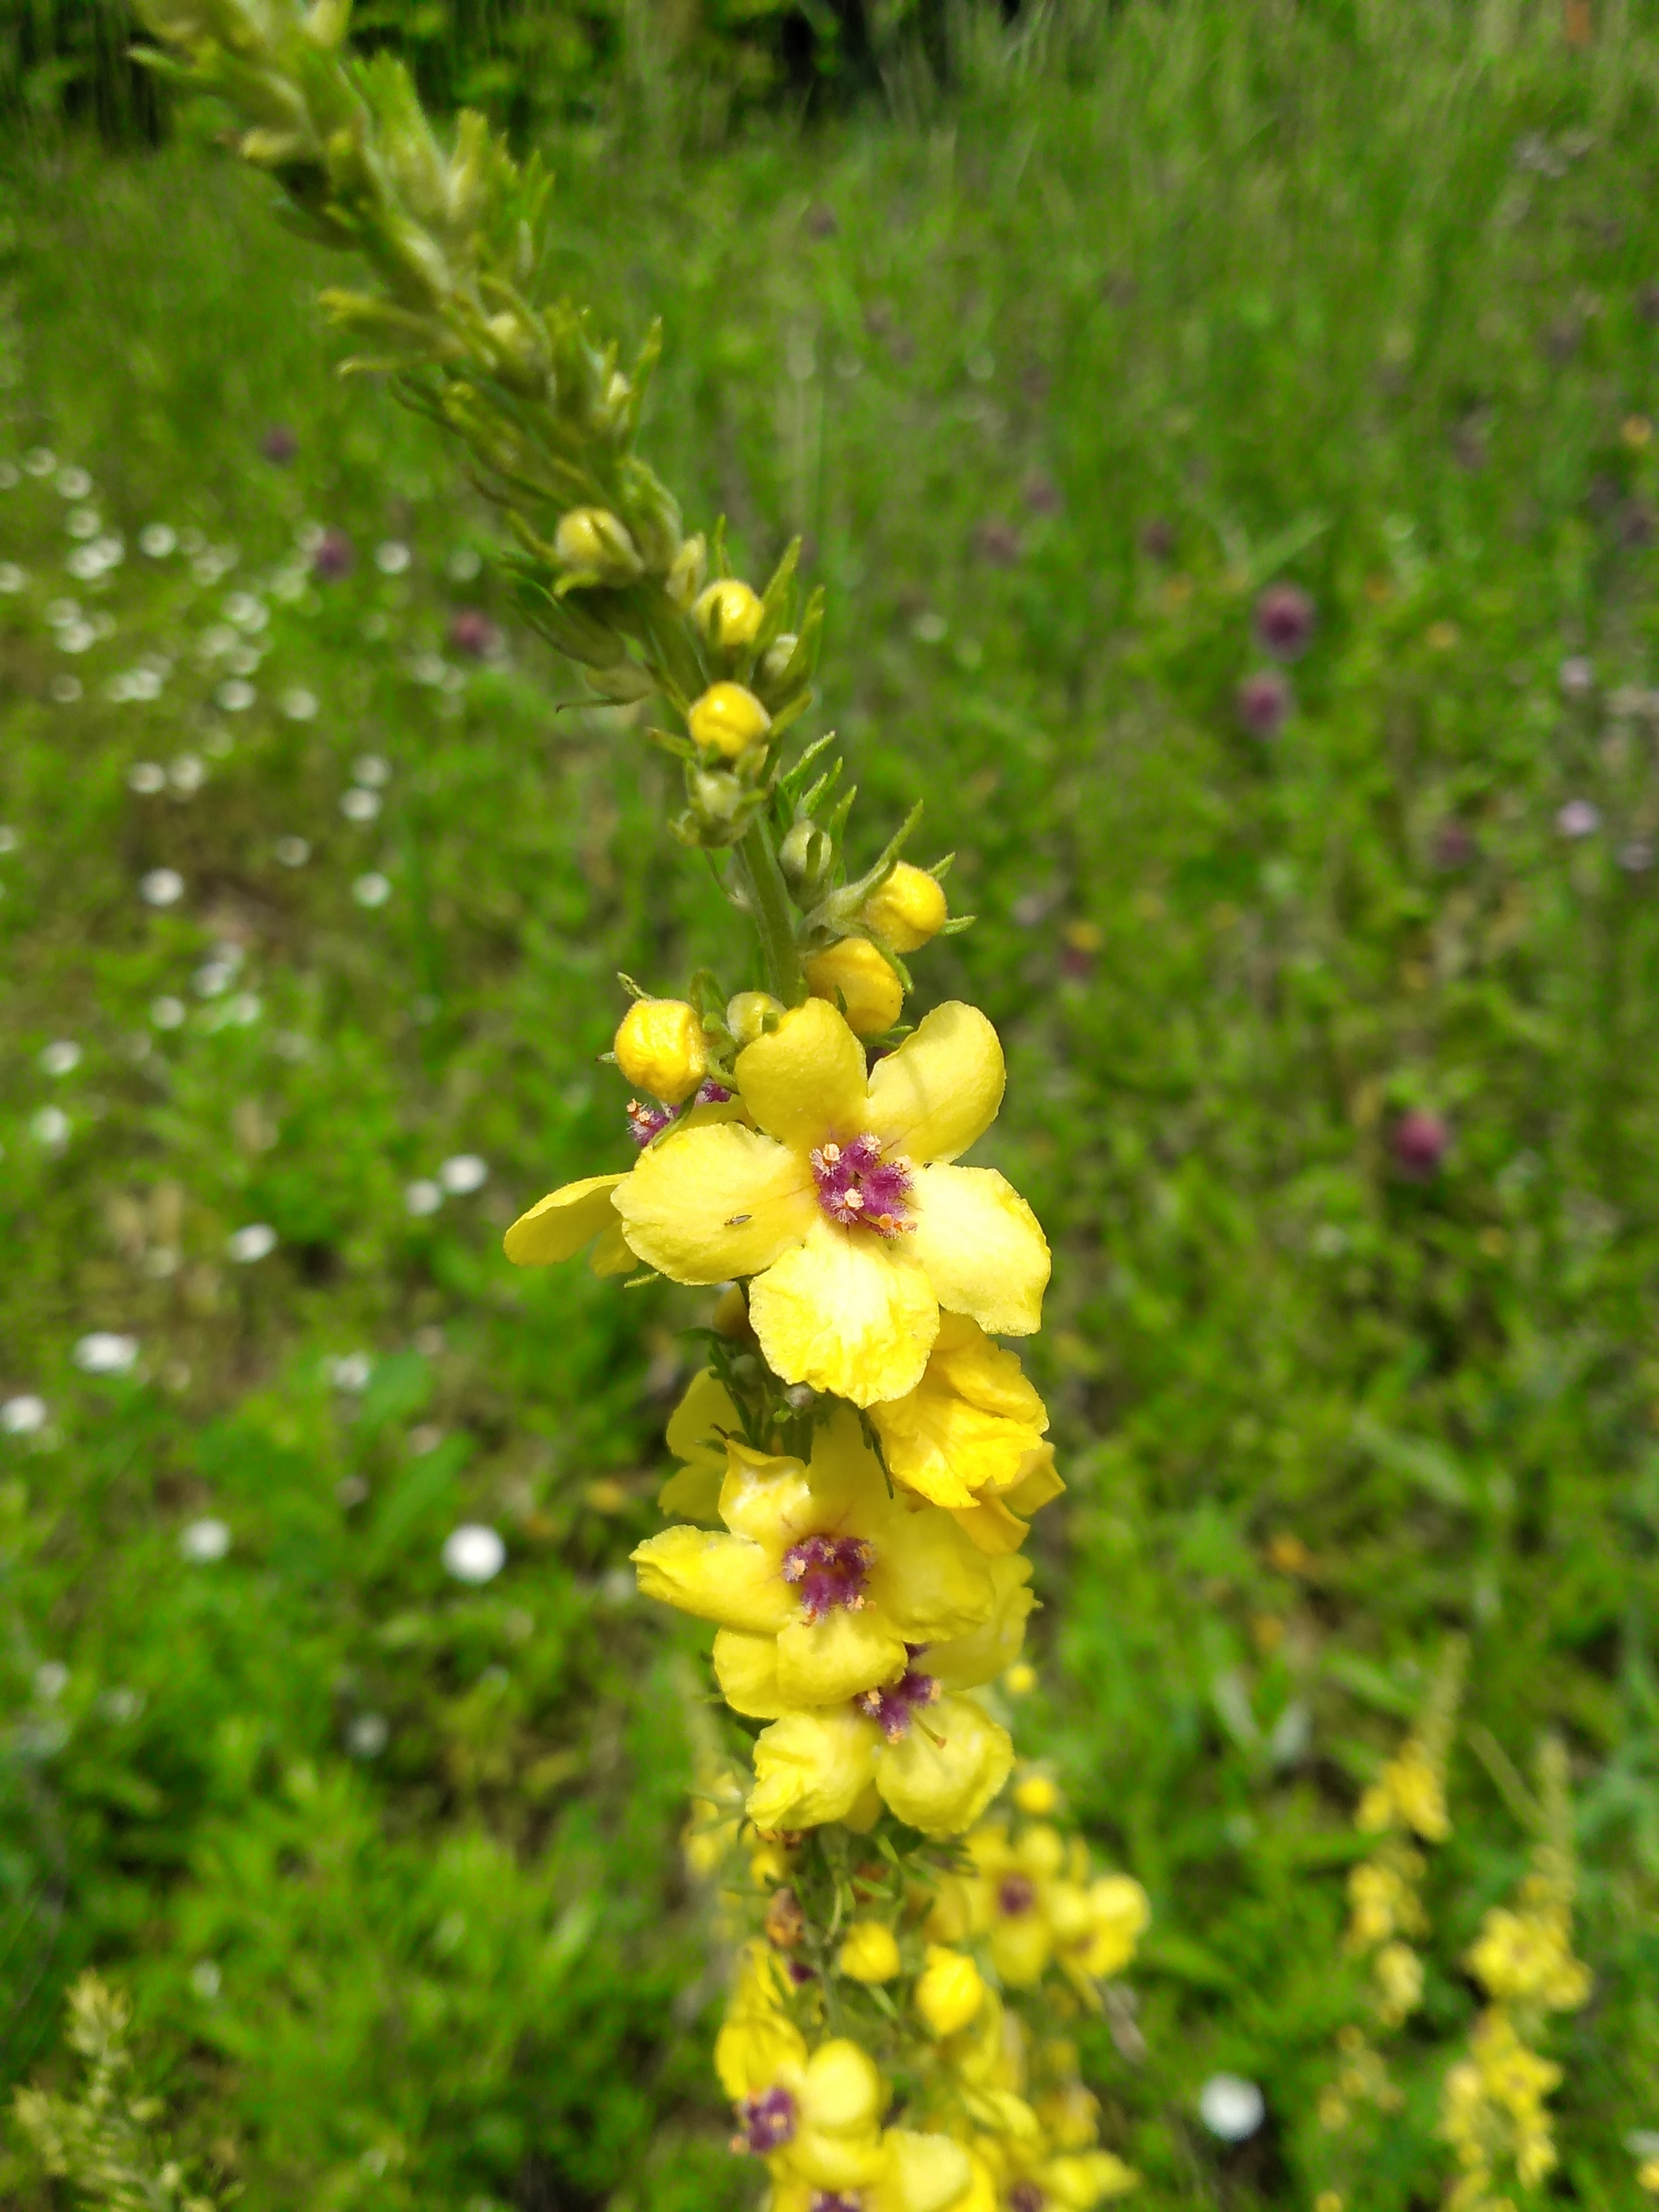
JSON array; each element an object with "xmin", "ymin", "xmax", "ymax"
[
  {"xmin": 735, "ymin": 2085, "xmax": 797, "ymax": 2155},
  {"xmin": 810, "ymin": 1132, "xmax": 915, "ymax": 1237},
  {"xmin": 812, "ymin": 2197, "xmax": 864, "ymax": 2212},
  {"xmin": 626, "ymin": 1099, "xmax": 673, "ymax": 1148},
  {"xmin": 697, "ymin": 1079, "xmax": 732, "ymax": 1105},
  {"xmin": 998, "ymin": 1873, "xmax": 1038, "ymax": 1917},
  {"xmin": 1009, "ymin": 2186, "xmax": 1045, "ymax": 2212},
  {"xmin": 782, "ymin": 1533, "xmax": 875, "ymax": 1622},
  {"xmin": 855, "ymin": 1668, "xmax": 940, "ymax": 1742}
]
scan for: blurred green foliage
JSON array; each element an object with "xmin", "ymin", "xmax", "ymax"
[{"xmin": 4, "ymin": 0, "xmax": 1659, "ymax": 2206}]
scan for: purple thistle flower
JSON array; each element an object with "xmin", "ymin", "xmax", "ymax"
[
  {"xmin": 313, "ymin": 527, "xmax": 355, "ymax": 581},
  {"xmin": 1392, "ymin": 1109, "xmax": 1448, "ymax": 1180},
  {"xmin": 1253, "ymin": 582, "xmax": 1316, "ymax": 661},
  {"xmin": 1236, "ymin": 669, "xmax": 1292, "ymax": 739}
]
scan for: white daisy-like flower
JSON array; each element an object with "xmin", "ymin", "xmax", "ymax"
[
  {"xmin": 227, "ymin": 1223, "xmax": 278, "ymax": 1264},
  {"xmin": 180, "ymin": 1517, "xmax": 231, "ymax": 1562},
  {"xmin": 1199, "ymin": 2075, "xmax": 1265, "ymax": 2143},
  {"xmin": 442, "ymin": 1524, "xmax": 505, "ymax": 1584},
  {"xmin": 40, "ymin": 1040, "xmax": 81, "ymax": 1076},
  {"xmin": 340, "ymin": 787, "xmax": 381, "ymax": 823},
  {"xmin": 327, "ymin": 1352, "xmax": 373, "ymax": 1392},
  {"xmin": 405, "ymin": 1178, "xmax": 443, "ymax": 1217},
  {"xmin": 347, "ymin": 1712, "xmax": 389, "ymax": 1758},
  {"xmin": 375, "ymin": 539, "xmax": 412, "ymax": 574},
  {"xmin": 353, "ymin": 872, "xmax": 391, "ymax": 908},
  {"xmin": 438, "ymin": 1154, "xmax": 488, "ymax": 1195},
  {"xmin": 1, "ymin": 1394, "xmax": 49, "ymax": 1435},
  {"xmin": 139, "ymin": 523, "xmax": 177, "ymax": 558},
  {"xmin": 31, "ymin": 1106, "xmax": 70, "ymax": 1148},
  {"xmin": 139, "ymin": 867, "xmax": 185, "ymax": 907},
  {"xmin": 74, "ymin": 1332, "xmax": 139, "ymax": 1375}
]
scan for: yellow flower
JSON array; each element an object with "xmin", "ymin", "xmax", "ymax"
[
  {"xmin": 770, "ymin": 2130, "xmax": 977, "ymax": 2212},
  {"xmin": 614, "ymin": 998, "xmax": 707, "ymax": 1106},
  {"xmin": 1467, "ymin": 1906, "xmax": 1590, "ymax": 2012},
  {"xmin": 867, "ymin": 1315, "xmax": 1062, "ymax": 1549},
  {"xmin": 613, "ymin": 997, "xmax": 1050, "ymax": 1405},
  {"xmin": 807, "ymin": 937, "xmax": 906, "ymax": 1037},
  {"xmin": 689, "ymin": 680, "xmax": 771, "ymax": 758},
  {"xmin": 695, "ymin": 578, "xmax": 765, "ymax": 648},
  {"xmin": 727, "ymin": 2031, "xmax": 888, "ymax": 2193},
  {"xmin": 1357, "ymin": 1744, "xmax": 1448, "ymax": 1842},
  {"xmin": 654, "ymin": 1367, "xmax": 734, "ymax": 1520},
  {"xmin": 915, "ymin": 1946, "xmax": 987, "ymax": 2036},
  {"xmin": 838, "ymin": 1920, "xmax": 902, "ymax": 1984},
  {"xmin": 1373, "ymin": 1940, "xmax": 1423, "ymax": 2025},
  {"xmin": 501, "ymin": 1171, "xmax": 634, "ymax": 1276},
  {"xmin": 748, "ymin": 1686, "xmax": 1013, "ymax": 1840},
  {"xmin": 632, "ymin": 1412, "xmax": 999, "ymax": 1709},
  {"xmin": 951, "ymin": 1822, "xmax": 1149, "ymax": 1992},
  {"xmin": 863, "ymin": 861, "xmax": 949, "ymax": 953}
]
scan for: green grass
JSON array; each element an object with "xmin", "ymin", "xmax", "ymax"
[{"xmin": 4, "ymin": 2, "xmax": 1659, "ymax": 2205}]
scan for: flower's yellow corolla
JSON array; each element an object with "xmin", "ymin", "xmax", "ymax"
[
  {"xmin": 613, "ymin": 999, "xmax": 1050, "ymax": 1405},
  {"xmin": 769, "ymin": 2129, "xmax": 977, "ymax": 2212},
  {"xmin": 719, "ymin": 1980, "xmax": 886, "ymax": 2193},
  {"xmin": 501, "ymin": 1172, "xmax": 633, "ymax": 1276},
  {"xmin": 868, "ymin": 1315, "xmax": 1064, "ymax": 1551},
  {"xmin": 748, "ymin": 1687, "xmax": 1012, "ymax": 1839},
  {"xmin": 933, "ymin": 1822, "xmax": 1149, "ymax": 1994},
  {"xmin": 915, "ymin": 1946, "xmax": 987, "ymax": 2037},
  {"xmin": 633, "ymin": 1413, "xmax": 998, "ymax": 1709}
]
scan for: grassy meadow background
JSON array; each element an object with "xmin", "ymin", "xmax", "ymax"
[{"xmin": 4, "ymin": 1, "xmax": 1659, "ymax": 2204}]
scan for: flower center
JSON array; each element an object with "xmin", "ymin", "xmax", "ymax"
[
  {"xmin": 736, "ymin": 2086, "xmax": 797, "ymax": 2154},
  {"xmin": 811, "ymin": 2197, "xmax": 864, "ymax": 2212},
  {"xmin": 998, "ymin": 1874, "xmax": 1038, "ymax": 1918},
  {"xmin": 626, "ymin": 1099, "xmax": 673, "ymax": 1147},
  {"xmin": 1009, "ymin": 2187, "xmax": 1046, "ymax": 2212},
  {"xmin": 782, "ymin": 1533, "xmax": 875, "ymax": 1622},
  {"xmin": 855, "ymin": 1668, "xmax": 940, "ymax": 1742},
  {"xmin": 809, "ymin": 1132, "xmax": 915, "ymax": 1236}
]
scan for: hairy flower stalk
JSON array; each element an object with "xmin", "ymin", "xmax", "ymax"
[{"xmin": 134, "ymin": 5, "xmax": 1149, "ymax": 2200}]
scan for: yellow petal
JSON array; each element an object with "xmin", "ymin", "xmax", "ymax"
[
  {"xmin": 718, "ymin": 1442, "xmax": 819, "ymax": 1549},
  {"xmin": 876, "ymin": 1694, "xmax": 1013, "ymax": 1838},
  {"xmin": 871, "ymin": 2130, "xmax": 975, "ymax": 2212},
  {"xmin": 630, "ymin": 1526, "xmax": 792, "ymax": 1632},
  {"xmin": 614, "ymin": 1122, "xmax": 814, "ymax": 1284},
  {"xmin": 865, "ymin": 1002, "xmax": 1005, "ymax": 1165},
  {"xmin": 949, "ymin": 1497, "xmax": 1034, "ymax": 1555},
  {"xmin": 800, "ymin": 2038, "xmax": 885, "ymax": 2138},
  {"xmin": 665, "ymin": 1368, "xmax": 740, "ymax": 1474},
  {"xmin": 734, "ymin": 996, "xmax": 870, "ymax": 1152},
  {"xmin": 713, "ymin": 1628, "xmax": 786, "ymax": 1717},
  {"xmin": 923, "ymin": 1555, "xmax": 1035, "ymax": 1690},
  {"xmin": 655, "ymin": 1462, "xmax": 723, "ymax": 1521},
  {"xmin": 1000, "ymin": 1442, "xmax": 1065, "ymax": 1515},
  {"xmin": 907, "ymin": 1166, "xmax": 1050, "ymax": 1336},
  {"xmin": 748, "ymin": 1707, "xmax": 878, "ymax": 1831},
  {"xmin": 990, "ymin": 1912, "xmax": 1054, "ymax": 1988},
  {"xmin": 750, "ymin": 1217, "xmax": 938, "ymax": 1405},
  {"xmin": 502, "ymin": 1173, "xmax": 625, "ymax": 1265},
  {"xmin": 1039, "ymin": 2151, "xmax": 1139, "ymax": 2206},
  {"xmin": 867, "ymin": 1507, "xmax": 995, "ymax": 1643},
  {"xmin": 775, "ymin": 1610, "xmax": 909, "ymax": 1707},
  {"xmin": 590, "ymin": 1216, "xmax": 637, "ymax": 1276},
  {"xmin": 928, "ymin": 1314, "xmax": 1048, "ymax": 1429}
]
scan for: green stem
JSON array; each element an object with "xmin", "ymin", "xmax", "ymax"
[{"xmin": 738, "ymin": 819, "xmax": 804, "ymax": 1004}]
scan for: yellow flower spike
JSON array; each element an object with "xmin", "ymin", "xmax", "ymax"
[
  {"xmin": 614, "ymin": 997, "xmax": 708, "ymax": 1106},
  {"xmin": 838, "ymin": 1920, "xmax": 902, "ymax": 1984},
  {"xmin": 613, "ymin": 996, "xmax": 1050, "ymax": 1406},
  {"xmin": 806, "ymin": 937, "xmax": 906, "ymax": 1038},
  {"xmin": 1072, "ymin": 1873, "xmax": 1151, "ymax": 1980},
  {"xmin": 1039, "ymin": 2150, "xmax": 1140, "ymax": 2206},
  {"xmin": 502, "ymin": 1172, "xmax": 633, "ymax": 1276},
  {"xmin": 728, "ymin": 989, "xmax": 786, "ymax": 1046},
  {"xmin": 695, "ymin": 578, "xmax": 766, "ymax": 649},
  {"xmin": 554, "ymin": 505, "xmax": 644, "ymax": 584},
  {"xmin": 915, "ymin": 1946, "xmax": 987, "ymax": 2037},
  {"xmin": 689, "ymin": 680, "xmax": 772, "ymax": 758},
  {"xmin": 863, "ymin": 861, "xmax": 950, "ymax": 954},
  {"xmin": 633, "ymin": 1412, "xmax": 996, "ymax": 1709}
]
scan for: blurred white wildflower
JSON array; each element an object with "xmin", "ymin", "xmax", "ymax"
[
  {"xmin": 353, "ymin": 872, "xmax": 391, "ymax": 908},
  {"xmin": 180, "ymin": 1517, "xmax": 230, "ymax": 1562},
  {"xmin": 1, "ymin": 1394, "xmax": 49, "ymax": 1436},
  {"xmin": 443, "ymin": 1524, "xmax": 505, "ymax": 1584},
  {"xmin": 139, "ymin": 867, "xmax": 185, "ymax": 907},
  {"xmin": 74, "ymin": 1332, "xmax": 139, "ymax": 1375},
  {"xmin": 40, "ymin": 1040, "xmax": 82, "ymax": 1076},
  {"xmin": 227, "ymin": 1224, "xmax": 277, "ymax": 1264},
  {"xmin": 439, "ymin": 1154, "xmax": 488, "ymax": 1195}
]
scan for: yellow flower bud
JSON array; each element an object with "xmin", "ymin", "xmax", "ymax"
[
  {"xmin": 694, "ymin": 578, "xmax": 765, "ymax": 649},
  {"xmin": 554, "ymin": 505, "xmax": 643, "ymax": 584},
  {"xmin": 1004, "ymin": 1661, "xmax": 1037, "ymax": 1696},
  {"xmin": 805, "ymin": 937, "xmax": 904, "ymax": 1037},
  {"xmin": 726, "ymin": 989, "xmax": 783, "ymax": 1046},
  {"xmin": 688, "ymin": 681, "xmax": 771, "ymax": 759},
  {"xmin": 614, "ymin": 999, "xmax": 707, "ymax": 1106},
  {"xmin": 863, "ymin": 862, "xmax": 949, "ymax": 954},
  {"xmin": 915, "ymin": 1946, "xmax": 986, "ymax": 2038},
  {"xmin": 1013, "ymin": 1773, "xmax": 1060, "ymax": 1818},
  {"xmin": 838, "ymin": 1920, "xmax": 902, "ymax": 1984}
]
